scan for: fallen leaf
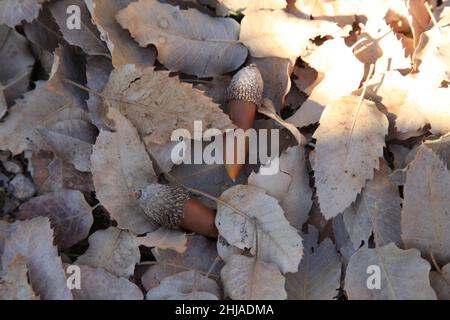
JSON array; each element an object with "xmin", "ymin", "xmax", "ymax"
[
  {"xmin": 137, "ymin": 227, "xmax": 187, "ymax": 253},
  {"xmin": 69, "ymin": 264, "xmax": 143, "ymax": 300},
  {"xmin": 401, "ymin": 145, "xmax": 450, "ymax": 264},
  {"xmin": 216, "ymin": 0, "xmax": 286, "ymax": 16},
  {"xmin": 0, "ymin": 0, "xmax": 48, "ymax": 27},
  {"xmin": 1, "ymin": 217, "xmax": 73, "ymax": 300},
  {"xmin": 287, "ymin": 38, "xmax": 364, "ymax": 127},
  {"xmin": 216, "ymin": 184, "xmax": 303, "ymax": 273},
  {"xmin": 0, "ymin": 25, "xmax": 35, "ymax": 107},
  {"xmin": 16, "ymin": 189, "xmax": 93, "ymax": 249},
  {"xmin": 313, "ymin": 95, "xmax": 389, "ymax": 219},
  {"xmin": 430, "ymin": 263, "xmax": 450, "ymax": 300},
  {"xmin": 49, "ymin": 0, "xmax": 109, "ymax": 57},
  {"xmin": 141, "ymin": 235, "xmax": 222, "ymax": 290},
  {"xmin": 345, "ymin": 243, "xmax": 436, "ymax": 299},
  {"xmin": 102, "ymin": 65, "xmax": 233, "ymax": 145},
  {"xmin": 285, "ymin": 226, "xmax": 342, "ymax": 300},
  {"xmin": 221, "ymin": 254, "xmax": 287, "ymax": 300},
  {"xmin": 146, "ymin": 270, "xmax": 221, "ymax": 300},
  {"xmin": 84, "ymin": 0, "xmax": 156, "ymax": 68},
  {"xmin": 240, "ymin": 9, "xmax": 342, "ymax": 61},
  {"xmin": 248, "ymin": 145, "xmax": 312, "ymax": 229},
  {"xmin": 30, "ymin": 151, "xmax": 94, "ymax": 195},
  {"xmin": 39, "ymin": 119, "xmax": 98, "ymax": 172},
  {"xmin": 0, "ymin": 255, "xmax": 38, "ymax": 300},
  {"xmin": 90, "ymin": 107, "xmax": 158, "ymax": 234},
  {"xmin": 249, "ymin": 57, "xmax": 292, "ymax": 113},
  {"xmin": 343, "ymin": 168, "xmax": 402, "ymax": 249},
  {"xmin": 117, "ymin": 0, "xmax": 247, "ymax": 77},
  {"xmin": 76, "ymin": 227, "xmax": 140, "ymax": 278}
]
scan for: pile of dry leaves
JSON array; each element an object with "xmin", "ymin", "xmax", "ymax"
[{"xmin": 0, "ymin": 0, "xmax": 449, "ymax": 300}]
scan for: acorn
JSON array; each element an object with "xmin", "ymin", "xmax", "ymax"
[
  {"xmin": 134, "ymin": 183, "xmax": 218, "ymax": 239},
  {"xmin": 224, "ymin": 64, "xmax": 264, "ymax": 181}
]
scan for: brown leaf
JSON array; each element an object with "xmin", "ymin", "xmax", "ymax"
[
  {"xmin": 49, "ymin": 0, "xmax": 109, "ymax": 57},
  {"xmin": 16, "ymin": 189, "xmax": 93, "ymax": 249},
  {"xmin": 0, "ymin": 0, "xmax": 48, "ymax": 27},
  {"xmin": 76, "ymin": 227, "xmax": 140, "ymax": 278},
  {"xmin": 84, "ymin": 0, "xmax": 156, "ymax": 68},
  {"xmin": 0, "ymin": 255, "xmax": 38, "ymax": 300},
  {"xmin": 1, "ymin": 217, "xmax": 73, "ymax": 300},
  {"xmin": 0, "ymin": 25, "xmax": 35, "ymax": 107},
  {"xmin": 90, "ymin": 107, "xmax": 158, "ymax": 234},
  {"xmin": 117, "ymin": 0, "xmax": 247, "ymax": 77}
]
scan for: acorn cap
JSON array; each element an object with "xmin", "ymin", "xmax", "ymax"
[
  {"xmin": 226, "ymin": 64, "xmax": 264, "ymax": 106},
  {"xmin": 135, "ymin": 183, "xmax": 190, "ymax": 229}
]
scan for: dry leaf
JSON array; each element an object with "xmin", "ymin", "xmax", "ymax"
[
  {"xmin": 221, "ymin": 254, "xmax": 287, "ymax": 300},
  {"xmin": 292, "ymin": 0, "xmax": 362, "ymax": 26},
  {"xmin": 216, "ymin": 184, "xmax": 303, "ymax": 273},
  {"xmin": 1, "ymin": 217, "xmax": 73, "ymax": 300},
  {"xmin": 248, "ymin": 145, "xmax": 312, "ymax": 230},
  {"xmin": 249, "ymin": 57, "xmax": 292, "ymax": 112},
  {"xmin": 76, "ymin": 227, "xmax": 140, "ymax": 278},
  {"xmin": 90, "ymin": 107, "xmax": 158, "ymax": 234},
  {"xmin": 0, "ymin": 25, "xmax": 35, "ymax": 107},
  {"xmin": 285, "ymin": 226, "xmax": 342, "ymax": 300},
  {"xmin": 117, "ymin": 0, "xmax": 247, "ymax": 77},
  {"xmin": 0, "ymin": 0, "xmax": 48, "ymax": 27},
  {"xmin": 16, "ymin": 189, "xmax": 93, "ymax": 249},
  {"xmin": 345, "ymin": 243, "xmax": 436, "ymax": 300},
  {"xmin": 84, "ymin": 0, "xmax": 156, "ymax": 68},
  {"xmin": 313, "ymin": 95, "xmax": 388, "ymax": 219},
  {"xmin": 137, "ymin": 228, "xmax": 187, "ymax": 254},
  {"xmin": 70, "ymin": 264, "xmax": 143, "ymax": 300},
  {"xmin": 343, "ymin": 168, "xmax": 402, "ymax": 249},
  {"xmin": 216, "ymin": 0, "xmax": 286, "ymax": 15},
  {"xmin": 0, "ymin": 255, "xmax": 38, "ymax": 300},
  {"xmin": 30, "ymin": 151, "xmax": 94, "ymax": 195},
  {"xmin": 425, "ymin": 133, "xmax": 450, "ymax": 169},
  {"xmin": 47, "ymin": 45, "xmax": 88, "ymax": 110},
  {"xmin": 430, "ymin": 263, "xmax": 450, "ymax": 300},
  {"xmin": 146, "ymin": 270, "xmax": 221, "ymax": 300},
  {"xmin": 287, "ymin": 38, "xmax": 364, "ymax": 127},
  {"xmin": 48, "ymin": 0, "xmax": 109, "ymax": 57},
  {"xmin": 102, "ymin": 65, "xmax": 233, "ymax": 145},
  {"xmin": 39, "ymin": 119, "xmax": 98, "ymax": 172},
  {"xmin": 401, "ymin": 145, "xmax": 450, "ymax": 264},
  {"xmin": 141, "ymin": 235, "xmax": 222, "ymax": 290},
  {"xmin": 240, "ymin": 9, "xmax": 342, "ymax": 61}
]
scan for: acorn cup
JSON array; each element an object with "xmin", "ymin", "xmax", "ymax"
[
  {"xmin": 224, "ymin": 64, "xmax": 264, "ymax": 181},
  {"xmin": 134, "ymin": 183, "xmax": 218, "ymax": 239}
]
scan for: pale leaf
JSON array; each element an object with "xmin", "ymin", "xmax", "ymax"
[
  {"xmin": 102, "ymin": 65, "xmax": 233, "ymax": 145},
  {"xmin": 401, "ymin": 145, "xmax": 450, "ymax": 264},
  {"xmin": 1, "ymin": 217, "xmax": 73, "ymax": 300},
  {"xmin": 430, "ymin": 263, "xmax": 450, "ymax": 300},
  {"xmin": 287, "ymin": 38, "xmax": 364, "ymax": 127},
  {"xmin": 240, "ymin": 9, "xmax": 342, "ymax": 61},
  {"xmin": 146, "ymin": 270, "xmax": 221, "ymax": 300},
  {"xmin": 345, "ymin": 243, "xmax": 437, "ymax": 300},
  {"xmin": 116, "ymin": 0, "xmax": 247, "ymax": 77},
  {"xmin": 40, "ymin": 119, "xmax": 98, "ymax": 172},
  {"xmin": 343, "ymin": 169, "xmax": 402, "ymax": 249},
  {"xmin": 141, "ymin": 235, "xmax": 222, "ymax": 290},
  {"xmin": 313, "ymin": 95, "xmax": 389, "ymax": 219},
  {"xmin": 286, "ymin": 226, "xmax": 342, "ymax": 300},
  {"xmin": 216, "ymin": 184, "xmax": 303, "ymax": 273},
  {"xmin": 0, "ymin": 0, "xmax": 48, "ymax": 27},
  {"xmin": 0, "ymin": 255, "xmax": 38, "ymax": 300},
  {"xmin": 84, "ymin": 0, "xmax": 156, "ymax": 68},
  {"xmin": 137, "ymin": 228, "xmax": 187, "ymax": 253},
  {"xmin": 76, "ymin": 227, "xmax": 140, "ymax": 278},
  {"xmin": 221, "ymin": 254, "xmax": 287, "ymax": 300},
  {"xmin": 216, "ymin": 0, "xmax": 286, "ymax": 15},
  {"xmin": 248, "ymin": 146, "xmax": 312, "ymax": 230},
  {"xmin": 90, "ymin": 107, "xmax": 158, "ymax": 234},
  {"xmin": 70, "ymin": 264, "xmax": 143, "ymax": 300}
]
